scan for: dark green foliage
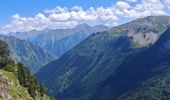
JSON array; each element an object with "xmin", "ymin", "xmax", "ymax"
[
  {"xmin": 120, "ymin": 71, "xmax": 170, "ymax": 100},
  {"xmin": 28, "ymin": 85, "xmax": 36, "ymax": 99},
  {"xmin": 0, "ymin": 40, "xmax": 48, "ymax": 99},
  {"xmin": 0, "ymin": 40, "xmax": 11, "ymax": 68},
  {"xmin": 2, "ymin": 63, "xmax": 15, "ymax": 72},
  {"xmin": 17, "ymin": 63, "xmax": 31, "ymax": 86},
  {"xmin": 39, "ymin": 84, "xmax": 46, "ymax": 97},
  {"xmin": 17, "ymin": 63, "xmax": 47, "ymax": 99},
  {"xmin": 0, "ymin": 40, "xmax": 16, "ymax": 72}
]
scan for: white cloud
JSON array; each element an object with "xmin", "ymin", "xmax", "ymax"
[
  {"xmin": 115, "ymin": 0, "xmax": 166, "ymax": 18},
  {"xmin": 0, "ymin": 6, "xmax": 119, "ymax": 33},
  {"xmin": 44, "ymin": 6, "xmax": 68, "ymax": 14},
  {"xmin": 115, "ymin": 1, "xmax": 131, "ymax": 9},
  {"xmin": 49, "ymin": 13, "xmax": 71, "ymax": 22},
  {"xmin": 163, "ymin": 0, "xmax": 170, "ymax": 9},
  {"xmin": 126, "ymin": 0, "xmax": 136, "ymax": 2},
  {"xmin": 135, "ymin": 0, "xmax": 166, "ymax": 17},
  {"xmin": 71, "ymin": 6, "xmax": 83, "ymax": 11},
  {"xmin": 0, "ymin": 0, "xmax": 169, "ymax": 34}
]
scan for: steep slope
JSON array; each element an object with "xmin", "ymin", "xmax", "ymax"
[
  {"xmin": 35, "ymin": 16, "xmax": 170, "ymax": 100},
  {"xmin": 94, "ymin": 27, "xmax": 170, "ymax": 100},
  {"xmin": 120, "ymin": 71, "xmax": 170, "ymax": 100},
  {"xmin": 0, "ymin": 70, "xmax": 51, "ymax": 100},
  {"xmin": 0, "ymin": 40, "xmax": 51, "ymax": 100},
  {"xmin": 0, "ymin": 35, "xmax": 56, "ymax": 74},
  {"xmin": 0, "ymin": 69, "xmax": 32, "ymax": 100},
  {"xmin": 11, "ymin": 24, "xmax": 108, "ymax": 57},
  {"xmin": 109, "ymin": 15, "xmax": 170, "ymax": 46}
]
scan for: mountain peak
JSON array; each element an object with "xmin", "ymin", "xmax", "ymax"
[
  {"xmin": 74, "ymin": 23, "xmax": 91, "ymax": 29},
  {"xmin": 94, "ymin": 24, "xmax": 108, "ymax": 29}
]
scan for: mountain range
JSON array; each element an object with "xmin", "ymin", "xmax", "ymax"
[
  {"xmin": 0, "ymin": 35, "xmax": 56, "ymax": 74},
  {"xmin": 10, "ymin": 24, "xmax": 108, "ymax": 57},
  {"xmin": 35, "ymin": 15, "xmax": 170, "ymax": 100}
]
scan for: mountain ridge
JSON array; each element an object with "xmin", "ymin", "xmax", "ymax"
[
  {"xmin": 0, "ymin": 35, "xmax": 57, "ymax": 74},
  {"xmin": 94, "ymin": 27, "xmax": 170, "ymax": 100},
  {"xmin": 9, "ymin": 24, "xmax": 109, "ymax": 57},
  {"xmin": 35, "ymin": 16, "xmax": 170, "ymax": 100}
]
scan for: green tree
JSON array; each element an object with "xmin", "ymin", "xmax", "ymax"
[{"xmin": 39, "ymin": 84, "xmax": 46, "ymax": 97}]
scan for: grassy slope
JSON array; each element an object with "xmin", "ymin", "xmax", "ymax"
[{"xmin": 0, "ymin": 69, "xmax": 51, "ymax": 100}]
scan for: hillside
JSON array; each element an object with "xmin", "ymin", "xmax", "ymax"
[
  {"xmin": 0, "ymin": 35, "xmax": 56, "ymax": 74},
  {"xmin": 0, "ymin": 69, "xmax": 32, "ymax": 100},
  {"xmin": 118, "ymin": 26, "xmax": 170, "ymax": 100},
  {"xmin": 0, "ymin": 39, "xmax": 51, "ymax": 99},
  {"xmin": 0, "ymin": 70, "xmax": 51, "ymax": 100},
  {"xmin": 89, "ymin": 27, "xmax": 170, "ymax": 100},
  {"xmin": 35, "ymin": 16, "xmax": 170, "ymax": 100},
  {"xmin": 120, "ymin": 71, "xmax": 170, "ymax": 100}
]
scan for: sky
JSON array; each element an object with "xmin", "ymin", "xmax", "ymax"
[{"xmin": 0, "ymin": 0, "xmax": 170, "ymax": 34}]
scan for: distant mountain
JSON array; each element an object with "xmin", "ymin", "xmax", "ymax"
[
  {"xmin": 10, "ymin": 24, "xmax": 108, "ymax": 57},
  {"xmin": 0, "ymin": 35, "xmax": 56, "ymax": 74},
  {"xmin": 8, "ymin": 30, "xmax": 46, "ymax": 40},
  {"xmin": 35, "ymin": 16, "xmax": 170, "ymax": 100}
]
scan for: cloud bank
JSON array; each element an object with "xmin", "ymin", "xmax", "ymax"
[{"xmin": 0, "ymin": 0, "xmax": 169, "ymax": 34}]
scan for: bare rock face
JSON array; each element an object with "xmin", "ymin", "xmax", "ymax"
[
  {"xmin": 0, "ymin": 70, "xmax": 33, "ymax": 100},
  {"xmin": 0, "ymin": 72, "xmax": 12, "ymax": 100}
]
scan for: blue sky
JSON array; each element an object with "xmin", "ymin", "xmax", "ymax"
[
  {"xmin": 0, "ymin": 0, "xmax": 117, "ymax": 25},
  {"xmin": 0, "ymin": 0, "xmax": 170, "ymax": 33}
]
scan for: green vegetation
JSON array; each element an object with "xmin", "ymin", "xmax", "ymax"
[
  {"xmin": 0, "ymin": 40, "xmax": 51, "ymax": 100},
  {"xmin": 0, "ymin": 35, "xmax": 57, "ymax": 74},
  {"xmin": 36, "ymin": 16, "xmax": 170, "ymax": 100},
  {"xmin": 0, "ymin": 69, "xmax": 32, "ymax": 100},
  {"xmin": 120, "ymin": 71, "xmax": 170, "ymax": 100}
]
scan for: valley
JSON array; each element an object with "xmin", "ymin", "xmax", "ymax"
[{"xmin": 2, "ymin": 1, "xmax": 170, "ymax": 100}]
